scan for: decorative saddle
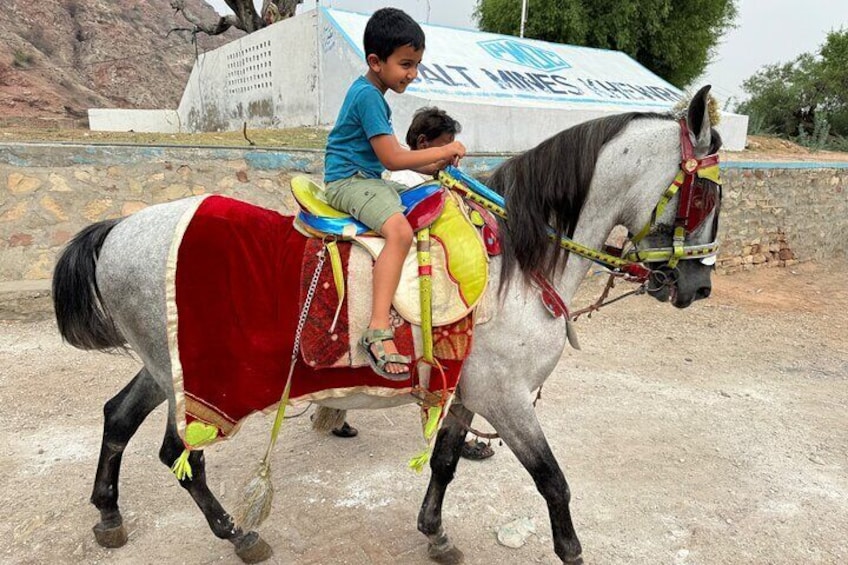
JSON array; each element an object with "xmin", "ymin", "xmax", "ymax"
[{"xmin": 291, "ymin": 176, "xmax": 490, "ymax": 326}]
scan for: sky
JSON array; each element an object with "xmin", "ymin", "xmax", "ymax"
[{"xmin": 207, "ymin": 0, "xmax": 847, "ymax": 105}]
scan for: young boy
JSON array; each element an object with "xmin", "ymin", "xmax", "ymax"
[
  {"xmin": 331, "ymin": 107, "xmax": 495, "ymax": 460},
  {"xmin": 323, "ymin": 8, "xmax": 466, "ymax": 381}
]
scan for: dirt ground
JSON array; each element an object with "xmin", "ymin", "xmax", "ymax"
[{"xmin": 1, "ymin": 261, "xmax": 846, "ymax": 565}]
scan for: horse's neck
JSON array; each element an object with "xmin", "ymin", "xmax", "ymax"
[{"xmin": 553, "ymin": 119, "xmax": 681, "ymax": 305}]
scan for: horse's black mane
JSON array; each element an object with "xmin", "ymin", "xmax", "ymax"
[{"xmin": 488, "ymin": 111, "xmax": 672, "ymax": 290}]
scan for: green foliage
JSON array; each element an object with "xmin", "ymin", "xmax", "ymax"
[
  {"xmin": 797, "ymin": 112, "xmax": 831, "ymax": 152},
  {"xmin": 13, "ymin": 50, "xmax": 34, "ymax": 68},
  {"xmin": 474, "ymin": 0, "xmax": 737, "ymax": 88},
  {"xmin": 737, "ymin": 29, "xmax": 848, "ymax": 147}
]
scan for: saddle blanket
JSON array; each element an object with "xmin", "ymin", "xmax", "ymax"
[
  {"xmin": 167, "ymin": 196, "xmax": 466, "ymax": 446},
  {"xmin": 299, "ymin": 238, "xmax": 474, "ymax": 369}
]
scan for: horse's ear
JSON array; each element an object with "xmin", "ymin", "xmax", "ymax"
[{"xmin": 687, "ymin": 85, "xmax": 712, "ymax": 155}]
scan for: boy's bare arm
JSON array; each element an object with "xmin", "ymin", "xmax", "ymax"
[{"xmin": 371, "ymin": 135, "xmax": 465, "ymax": 172}]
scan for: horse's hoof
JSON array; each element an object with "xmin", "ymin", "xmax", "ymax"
[
  {"xmin": 564, "ymin": 555, "xmax": 584, "ymax": 564},
  {"xmin": 235, "ymin": 531, "xmax": 273, "ymax": 564},
  {"xmin": 428, "ymin": 543, "xmax": 464, "ymax": 564},
  {"xmin": 92, "ymin": 522, "xmax": 128, "ymax": 548}
]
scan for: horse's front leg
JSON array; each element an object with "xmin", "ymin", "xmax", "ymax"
[
  {"xmin": 91, "ymin": 367, "xmax": 166, "ymax": 548},
  {"xmin": 418, "ymin": 403, "xmax": 474, "ymax": 564},
  {"xmin": 487, "ymin": 399, "xmax": 583, "ymax": 564},
  {"xmin": 158, "ymin": 411, "xmax": 273, "ymax": 564}
]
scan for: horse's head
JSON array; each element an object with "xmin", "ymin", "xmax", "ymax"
[{"xmin": 634, "ymin": 85, "xmax": 723, "ymax": 309}]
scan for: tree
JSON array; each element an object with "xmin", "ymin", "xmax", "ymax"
[
  {"xmin": 737, "ymin": 29, "xmax": 848, "ymax": 141},
  {"xmin": 170, "ymin": 0, "xmax": 303, "ymax": 36},
  {"xmin": 474, "ymin": 0, "xmax": 737, "ymax": 88}
]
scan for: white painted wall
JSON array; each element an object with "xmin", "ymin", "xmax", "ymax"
[
  {"xmin": 176, "ymin": 11, "xmax": 319, "ymax": 131},
  {"xmin": 87, "ymin": 109, "xmax": 181, "ymax": 133}
]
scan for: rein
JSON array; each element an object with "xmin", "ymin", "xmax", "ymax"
[{"xmin": 447, "ymin": 387, "xmax": 544, "ymax": 441}]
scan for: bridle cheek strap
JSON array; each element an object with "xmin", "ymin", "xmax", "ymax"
[{"xmin": 628, "ymin": 119, "xmax": 722, "ymax": 267}]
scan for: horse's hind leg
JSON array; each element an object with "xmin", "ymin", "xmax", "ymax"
[
  {"xmin": 418, "ymin": 403, "xmax": 474, "ymax": 565},
  {"xmin": 487, "ymin": 401, "xmax": 583, "ymax": 564},
  {"xmin": 158, "ymin": 412, "xmax": 273, "ymax": 564},
  {"xmin": 91, "ymin": 367, "xmax": 166, "ymax": 548}
]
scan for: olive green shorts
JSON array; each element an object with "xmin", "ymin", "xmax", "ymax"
[{"xmin": 325, "ymin": 175, "xmax": 408, "ymax": 232}]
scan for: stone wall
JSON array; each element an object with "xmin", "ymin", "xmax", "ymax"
[
  {"xmin": 1, "ymin": 143, "xmax": 846, "ymax": 282},
  {"xmin": 716, "ymin": 165, "xmax": 847, "ymax": 274}
]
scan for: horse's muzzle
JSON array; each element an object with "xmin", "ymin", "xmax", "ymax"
[{"xmin": 646, "ymin": 265, "xmax": 712, "ymax": 308}]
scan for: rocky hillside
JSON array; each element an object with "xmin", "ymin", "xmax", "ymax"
[{"xmin": 0, "ymin": 0, "xmax": 242, "ymax": 124}]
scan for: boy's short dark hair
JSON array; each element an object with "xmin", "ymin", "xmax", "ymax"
[
  {"xmin": 406, "ymin": 107, "xmax": 462, "ymax": 149},
  {"xmin": 364, "ymin": 8, "xmax": 425, "ymax": 61}
]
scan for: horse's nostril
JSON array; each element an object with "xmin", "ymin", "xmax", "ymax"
[{"xmin": 697, "ymin": 287, "xmax": 711, "ymax": 299}]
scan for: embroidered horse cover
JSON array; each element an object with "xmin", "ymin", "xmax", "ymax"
[{"xmin": 168, "ymin": 195, "xmax": 466, "ymax": 442}]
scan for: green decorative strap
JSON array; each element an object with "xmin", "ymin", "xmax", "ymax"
[
  {"xmin": 417, "ymin": 228, "xmax": 434, "ymax": 364},
  {"xmin": 361, "ymin": 328, "xmax": 395, "ymax": 344},
  {"xmin": 408, "ymin": 405, "xmax": 443, "ymax": 472},
  {"xmin": 631, "ymin": 171, "xmax": 684, "ymax": 244}
]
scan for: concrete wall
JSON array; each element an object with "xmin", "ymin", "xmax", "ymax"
[
  {"xmin": 176, "ymin": 11, "xmax": 320, "ymax": 132},
  {"xmin": 1, "ymin": 143, "xmax": 845, "ymax": 283},
  {"xmin": 87, "ymin": 109, "xmax": 181, "ymax": 133}
]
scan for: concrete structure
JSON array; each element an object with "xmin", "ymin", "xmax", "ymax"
[
  {"xmin": 88, "ymin": 109, "xmax": 181, "ymax": 133},
  {"xmin": 90, "ymin": 8, "xmax": 748, "ymax": 151}
]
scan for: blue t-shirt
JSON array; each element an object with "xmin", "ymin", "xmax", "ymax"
[{"xmin": 324, "ymin": 76, "xmax": 394, "ymax": 183}]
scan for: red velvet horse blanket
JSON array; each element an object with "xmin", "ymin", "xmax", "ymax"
[{"xmin": 169, "ymin": 196, "xmax": 466, "ymax": 442}]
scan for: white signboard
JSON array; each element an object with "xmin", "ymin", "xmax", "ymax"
[{"xmin": 325, "ymin": 8, "xmax": 683, "ymax": 111}]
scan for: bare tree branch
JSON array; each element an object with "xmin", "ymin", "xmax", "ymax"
[
  {"xmin": 170, "ymin": 0, "xmax": 256, "ymax": 35},
  {"xmin": 262, "ymin": 0, "xmax": 303, "ymax": 24},
  {"xmin": 170, "ymin": 0, "xmax": 302, "ymax": 37}
]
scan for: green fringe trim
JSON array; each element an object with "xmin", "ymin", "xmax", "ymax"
[
  {"xmin": 408, "ymin": 449, "xmax": 430, "ymax": 473},
  {"xmin": 171, "ymin": 449, "xmax": 192, "ymax": 480}
]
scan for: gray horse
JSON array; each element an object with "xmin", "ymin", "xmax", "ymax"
[{"xmin": 52, "ymin": 86, "xmax": 721, "ymax": 563}]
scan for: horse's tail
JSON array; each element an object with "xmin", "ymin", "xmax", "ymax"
[{"xmin": 52, "ymin": 218, "xmax": 127, "ymax": 350}]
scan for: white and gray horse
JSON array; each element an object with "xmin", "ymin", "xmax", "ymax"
[{"xmin": 52, "ymin": 87, "xmax": 721, "ymax": 563}]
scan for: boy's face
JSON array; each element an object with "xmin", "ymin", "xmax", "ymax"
[{"xmin": 367, "ymin": 44, "xmax": 423, "ymax": 94}]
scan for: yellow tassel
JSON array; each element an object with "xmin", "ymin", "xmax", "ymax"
[
  {"xmin": 408, "ymin": 449, "xmax": 430, "ymax": 473},
  {"xmin": 407, "ymin": 406, "xmax": 444, "ymax": 472},
  {"xmin": 170, "ymin": 422, "xmax": 219, "ymax": 482},
  {"xmin": 171, "ymin": 449, "xmax": 192, "ymax": 481}
]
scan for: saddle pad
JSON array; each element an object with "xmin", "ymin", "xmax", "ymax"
[
  {"xmin": 299, "ymin": 238, "xmax": 474, "ymax": 369},
  {"xmin": 355, "ymin": 192, "xmax": 489, "ymax": 326},
  {"xmin": 168, "ymin": 195, "xmax": 465, "ymax": 446}
]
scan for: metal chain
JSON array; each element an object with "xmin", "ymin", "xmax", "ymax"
[
  {"xmin": 259, "ymin": 244, "xmax": 328, "ymax": 464},
  {"xmin": 290, "ymin": 246, "xmax": 327, "ymax": 365}
]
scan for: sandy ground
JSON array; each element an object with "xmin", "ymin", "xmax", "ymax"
[{"xmin": 1, "ymin": 261, "xmax": 846, "ymax": 565}]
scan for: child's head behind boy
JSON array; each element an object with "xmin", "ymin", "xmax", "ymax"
[
  {"xmin": 364, "ymin": 8, "xmax": 425, "ymax": 94},
  {"xmin": 406, "ymin": 107, "xmax": 462, "ymax": 150}
]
